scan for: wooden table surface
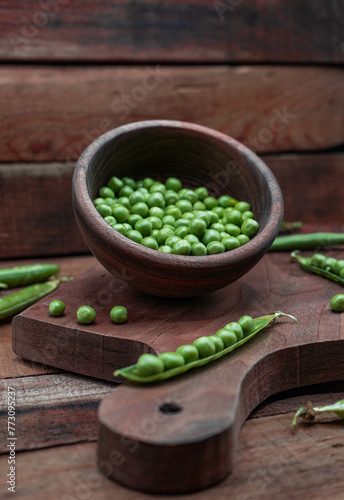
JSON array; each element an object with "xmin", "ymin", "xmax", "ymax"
[{"xmin": 1, "ymin": 253, "xmax": 344, "ymax": 500}]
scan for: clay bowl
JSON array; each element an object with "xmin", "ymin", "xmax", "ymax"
[{"xmin": 72, "ymin": 120, "xmax": 283, "ymax": 297}]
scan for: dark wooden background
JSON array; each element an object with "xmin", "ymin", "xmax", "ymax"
[{"xmin": 0, "ymin": 0, "xmax": 343, "ymax": 259}]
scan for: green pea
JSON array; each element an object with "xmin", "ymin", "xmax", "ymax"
[
  {"xmin": 116, "ymin": 197, "xmax": 131, "ymax": 210},
  {"xmin": 143, "ymin": 177, "xmax": 155, "ymax": 190},
  {"xmin": 127, "ymin": 213, "xmax": 142, "ymax": 227},
  {"xmin": 118, "ymin": 185, "xmax": 134, "ymax": 198},
  {"xmin": 241, "ymin": 218, "xmax": 259, "ymax": 238},
  {"xmin": 77, "ymin": 306, "xmax": 96, "ymax": 325},
  {"xmin": 218, "ymin": 195, "xmax": 231, "ymax": 208},
  {"xmin": 104, "ymin": 216, "xmax": 117, "ymax": 225},
  {"xmin": 129, "ymin": 190, "xmax": 146, "ymax": 206},
  {"xmin": 164, "ymin": 190, "xmax": 180, "ymax": 205},
  {"xmin": 150, "ymin": 183, "xmax": 166, "ymax": 195},
  {"xmin": 195, "ymin": 210, "xmax": 211, "ymax": 227},
  {"xmin": 147, "ymin": 192, "xmax": 165, "ymax": 209},
  {"xmin": 204, "ymin": 196, "xmax": 218, "ymax": 210},
  {"xmin": 110, "ymin": 305, "xmax": 128, "ymax": 324},
  {"xmin": 176, "ymin": 199, "xmax": 193, "ymax": 213},
  {"xmin": 224, "ymin": 223, "xmax": 241, "ymax": 237},
  {"xmin": 226, "ymin": 209, "xmax": 242, "ymax": 227},
  {"xmin": 237, "ymin": 234, "xmax": 250, "ymax": 246},
  {"xmin": 207, "ymin": 241, "xmax": 225, "ymax": 254},
  {"xmin": 208, "ymin": 211, "xmax": 219, "ymax": 225},
  {"xmin": 136, "ymin": 353, "xmax": 164, "ymax": 377},
  {"xmin": 149, "ymin": 206, "xmax": 165, "ymax": 219},
  {"xmin": 195, "ymin": 186, "xmax": 208, "ymax": 201},
  {"xmin": 157, "ymin": 228, "xmax": 174, "ymax": 245},
  {"xmin": 131, "ymin": 202, "xmax": 149, "ymax": 217},
  {"xmin": 182, "ymin": 189, "xmax": 198, "ymax": 204},
  {"xmin": 112, "ymin": 205, "xmax": 129, "ymax": 222},
  {"xmin": 238, "ymin": 315, "xmax": 254, "ymax": 336},
  {"xmin": 321, "ymin": 257, "xmax": 337, "ymax": 273},
  {"xmin": 49, "ymin": 300, "xmax": 65, "ymax": 317},
  {"xmin": 107, "ymin": 176, "xmax": 123, "ymax": 193},
  {"xmin": 182, "ymin": 212, "xmax": 195, "ymax": 221},
  {"xmin": 151, "ymin": 229, "xmax": 160, "ymax": 239},
  {"xmin": 216, "ymin": 329, "xmax": 237, "ymax": 347},
  {"xmin": 222, "ymin": 236, "xmax": 240, "ymax": 251},
  {"xmin": 225, "ymin": 322, "xmax": 244, "ymax": 341},
  {"xmin": 158, "ymin": 352, "xmax": 185, "ymax": 371},
  {"xmin": 159, "ymin": 245, "xmax": 173, "ymax": 253},
  {"xmin": 166, "ymin": 235, "xmax": 181, "ymax": 247},
  {"xmin": 165, "ymin": 177, "xmax": 182, "ymax": 192},
  {"xmin": 137, "ymin": 186, "xmax": 148, "ymax": 194},
  {"xmin": 212, "ymin": 206, "xmax": 224, "ymax": 217},
  {"xmin": 176, "ymin": 344, "xmax": 200, "ymax": 363},
  {"xmin": 189, "ymin": 218, "xmax": 207, "ymax": 237},
  {"xmin": 127, "ymin": 230, "xmax": 143, "ymax": 244},
  {"xmin": 175, "ymin": 218, "xmax": 190, "ymax": 228},
  {"xmin": 93, "ymin": 197, "xmax": 105, "ymax": 207},
  {"xmin": 175, "ymin": 226, "xmax": 190, "ymax": 238},
  {"xmin": 193, "ymin": 201, "xmax": 206, "ymax": 211},
  {"xmin": 308, "ymin": 252, "xmax": 325, "ymax": 267},
  {"xmin": 163, "ymin": 224, "xmax": 176, "ymax": 231},
  {"xmin": 162, "ymin": 215, "xmax": 176, "ymax": 226},
  {"xmin": 202, "ymin": 229, "xmax": 220, "ymax": 246},
  {"xmin": 235, "ymin": 201, "xmax": 251, "ymax": 213},
  {"xmin": 96, "ymin": 204, "xmax": 112, "ymax": 218},
  {"xmin": 173, "ymin": 240, "xmax": 192, "ymax": 255},
  {"xmin": 334, "ymin": 260, "xmax": 344, "ymax": 276},
  {"xmin": 208, "ymin": 335, "xmax": 224, "ymax": 352},
  {"xmin": 122, "ymin": 176, "xmax": 136, "ymax": 189},
  {"xmin": 330, "ymin": 294, "xmax": 344, "ymax": 312},
  {"xmin": 242, "ymin": 210, "xmax": 255, "ymax": 220},
  {"xmin": 99, "ymin": 187, "xmax": 115, "ymax": 200},
  {"xmin": 112, "ymin": 223, "xmax": 127, "ymax": 237},
  {"xmin": 141, "ymin": 237, "xmax": 159, "ymax": 250},
  {"xmin": 166, "ymin": 206, "xmax": 182, "ymax": 219},
  {"xmin": 146, "ymin": 216, "xmax": 163, "ymax": 230},
  {"xmin": 184, "ymin": 234, "xmax": 199, "ymax": 245},
  {"xmin": 191, "ymin": 242, "xmax": 207, "ymax": 256},
  {"xmin": 193, "ymin": 336, "xmax": 216, "ymax": 358},
  {"xmin": 135, "ymin": 219, "xmax": 153, "ymax": 237},
  {"xmin": 211, "ymin": 223, "xmax": 225, "ymax": 233}
]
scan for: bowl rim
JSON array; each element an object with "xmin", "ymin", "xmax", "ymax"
[{"xmin": 73, "ymin": 120, "xmax": 283, "ymax": 273}]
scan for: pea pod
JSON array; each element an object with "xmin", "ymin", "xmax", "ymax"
[
  {"xmin": 115, "ymin": 311, "xmax": 297, "ymax": 383},
  {"xmin": 270, "ymin": 232, "xmax": 344, "ymax": 251},
  {"xmin": 0, "ymin": 280, "xmax": 59, "ymax": 320},
  {"xmin": 291, "ymin": 250, "xmax": 344, "ymax": 286},
  {"xmin": 0, "ymin": 264, "xmax": 60, "ymax": 289},
  {"xmin": 291, "ymin": 399, "xmax": 344, "ymax": 429}
]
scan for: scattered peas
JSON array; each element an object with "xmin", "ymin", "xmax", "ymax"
[
  {"xmin": 110, "ymin": 305, "xmax": 128, "ymax": 323},
  {"xmin": 330, "ymin": 294, "xmax": 344, "ymax": 312},
  {"xmin": 77, "ymin": 306, "xmax": 96, "ymax": 325},
  {"xmin": 93, "ymin": 176, "xmax": 260, "ymax": 255},
  {"xmin": 49, "ymin": 300, "xmax": 65, "ymax": 317}
]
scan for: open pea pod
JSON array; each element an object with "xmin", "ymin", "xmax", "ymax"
[
  {"xmin": 115, "ymin": 311, "xmax": 297, "ymax": 383},
  {"xmin": 291, "ymin": 250, "xmax": 344, "ymax": 286}
]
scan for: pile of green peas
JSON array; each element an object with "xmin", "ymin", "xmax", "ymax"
[
  {"xmin": 93, "ymin": 176, "xmax": 259, "ymax": 256},
  {"xmin": 136, "ymin": 314, "xmax": 254, "ymax": 377}
]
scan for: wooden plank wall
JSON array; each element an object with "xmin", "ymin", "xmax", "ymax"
[{"xmin": 0, "ymin": 1, "xmax": 343, "ymax": 259}]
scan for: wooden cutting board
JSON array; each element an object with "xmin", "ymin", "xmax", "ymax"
[{"xmin": 12, "ymin": 252, "xmax": 344, "ymax": 493}]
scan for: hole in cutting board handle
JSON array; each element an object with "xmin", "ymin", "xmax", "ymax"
[{"xmin": 159, "ymin": 402, "xmax": 183, "ymax": 414}]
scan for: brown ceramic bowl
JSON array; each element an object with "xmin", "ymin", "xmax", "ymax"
[{"xmin": 72, "ymin": 120, "xmax": 283, "ymax": 297}]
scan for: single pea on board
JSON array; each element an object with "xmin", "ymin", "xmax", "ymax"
[
  {"xmin": 330, "ymin": 294, "xmax": 344, "ymax": 312},
  {"xmin": 115, "ymin": 311, "xmax": 297, "ymax": 383}
]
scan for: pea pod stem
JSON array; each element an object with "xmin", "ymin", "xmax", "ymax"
[
  {"xmin": 115, "ymin": 311, "xmax": 297, "ymax": 383},
  {"xmin": 291, "ymin": 250, "xmax": 344, "ymax": 286},
  {"xmin": 0, "ymin": 264, "xmax": 60, "ymax": 289},
  {"xmin": 269, "ymin": 232, "xmax": 344, "ymax": 252},
  {"xmin": 0, "ymin": 280, "xmax": 60, "ymax": 320},
  {"xmin": 291, "ymin": 398, "xmax": 344, "ymax": 429}
]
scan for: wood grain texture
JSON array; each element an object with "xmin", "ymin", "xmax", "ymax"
[
  {"xmin": 0, "ymin": 374, "xmax": 114, "ymax": 453},
  {"xmin": 2, "ymin": 412, "xmax": 344, "ymax": 500},
  {"xmin": 0, "ymin": 163, "xmax": 88, "ymax": 259},
  {"xmin": 0, "ymin": 1, "xmax": 343, "ymax": 63},
  {"xmin": 1, "ymin": 65, "xmax": 343, "ymax": 162},
  {"xmin": 1, "ymin": 153, "xmax": 344, "ymax": 259},
  {"xmin": 0, "ymin": 255, "xmax": 95, "ymax": 379}
]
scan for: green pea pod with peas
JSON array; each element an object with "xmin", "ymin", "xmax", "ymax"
[
  {"xmin": 115, "ymin": 311, "xmax": 297, "ymax": 383},
  {"xmin": 0, "ymin": 264, "xmax": 60, "ymax": 289},
  {"xmin": 0, "ymin": 280, "xmax": 60, "ymax": 320},
  {"xmin": 291, "ymin": 250, "xmax": 344, "ymax": 285}
]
